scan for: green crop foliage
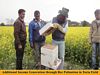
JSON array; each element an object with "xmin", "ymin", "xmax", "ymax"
[{"xmin": 0, "ymin": 26, "xmax": 92, "ymax": 69}]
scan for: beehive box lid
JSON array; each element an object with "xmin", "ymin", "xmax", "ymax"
[
  {"xmin": 39, "ymin": 23, "xmax": 54, "ymax": 35},
  {"xmin": 42, "ymin": 44, "xmax": 57, "ymax": 50}
]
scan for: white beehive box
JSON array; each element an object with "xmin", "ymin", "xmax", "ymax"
[
  {"xmin": 41, "ymin": 44, "xmax": 61, "ymax": 69},
  {"xmin": 39, "ymin": 23, "xmax": 54, "ymax": 35}
]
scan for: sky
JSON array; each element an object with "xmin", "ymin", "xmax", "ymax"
[{"xmin": 0, "ymin": 0, "xmax": 100, "ymax": 24}]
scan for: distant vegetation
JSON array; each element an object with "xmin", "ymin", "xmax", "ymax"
[
  {"xmin": 0, "ymin": 19, "xmax": 91, "ymax": 27},
  {"xmin": 0, "ymin": 23, "xmax": 5, "ymax": 26},
  {"xmin": 68, "ymin": 20, "xmax": 90, "ymax": 27}
]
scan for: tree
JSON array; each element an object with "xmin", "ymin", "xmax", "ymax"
[
  {"xmin": 81, "ymin": 20, "xmax": 90, "ymax": 26},
  {"xmin": 0, "ymin": 23, "xmax": 5, "ymax": 26}
]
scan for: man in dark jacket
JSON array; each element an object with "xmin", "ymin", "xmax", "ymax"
[
  {"xmin": 29, "ymin": 10, "xmax": 46, "ymax": 69},
  {"xmin": 14, "ymin": 9, "xmax": 27, "ymax": 70}
]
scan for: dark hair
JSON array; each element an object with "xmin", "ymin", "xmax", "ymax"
[
  {"xmin": 18, "ymin": 9, "xmax": 25, "ymax": 14},
  {"xmin": 94, "ymin": 9, "xmax": 100, "ymax": 15},
  {"xmin": 34, "ymin": 10, "xmax": 40, "ymax": 15}
]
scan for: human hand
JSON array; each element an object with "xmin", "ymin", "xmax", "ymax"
[
  {"xmin": 53, "ymin": 23, "xmax": 59, "ymax": 29},
  {"xmin": 30, "ymin": 42, "xmax": 34, "ymax": 48},
  {"xmin": 18, "ymin": 44, "xmax": 22, "ymax": 49}
]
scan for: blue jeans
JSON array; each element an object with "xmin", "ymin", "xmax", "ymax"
[
  {"xmin": 52, "ymin": 40, "xmax": 65, "ymax": 70},
  {"xmin": 92, "ymin": 43, "xmax": 100, "ymax": 69}
]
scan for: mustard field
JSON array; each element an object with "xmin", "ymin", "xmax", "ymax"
[{"xmin": 0, "ymin": 26, "xmax": 92, "ymax": 69}]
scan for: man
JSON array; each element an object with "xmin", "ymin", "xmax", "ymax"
[
  {"xmin": 89, "ymin": 9, "xmax": 100, "ymax": 69},
  {"xmin": 14, "ymin": 9, "xmax": 27, "ymax": 70},
  {"xmin": 52, "ymin": 8, "xmax": 69, "ymax": 69},
  {"xmin": 29, "ymin": 10, "xmax": 46, "ymax": 69},
  {"xmin": 44, "ymin": 8, "xmax": 69, "ymax": 70}
]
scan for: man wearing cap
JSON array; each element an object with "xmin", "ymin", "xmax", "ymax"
[
  {"xmin": 51, "ymin": 7, "xmax": 69, "ymax": 69},
  {"xmin": 89, "ymin": 9, "xmax": 100, "ymax": 69},
  {"xmin": 29, "ymin": 10, "xmax": 46, "ymax": 69}
]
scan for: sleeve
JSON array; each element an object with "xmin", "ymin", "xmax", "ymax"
[
  {"xmin": 52, "ymin": 17, "xmax": 68, "ymax": 34},
  {"xmin": 53, "ymin": 22, "xmax": 68, "ymax": 34},
  {"xmin": 41, "ymin": 20, "xmax": 47, "ymax": 27},
  {"xmin": 14, "ymin": 22, "xmax": 21, "ymax": 45},
  {"xmin": 89, "ymin": 22, "xmax": 94, "ymax": 43},
  {"xmin": 52, "ymin": 17, "xmax": 57, "ymax": 23},
  {"xmin": 62, "ymin": 21, "xmax": 68, "ymax": 33},
  {"xmin": 56, "ymin": 24, "xmax": 65, "ymax": 34},
  {"xmin": 29, "ymin": 22, "xmax": 34, "ymax": 44}
]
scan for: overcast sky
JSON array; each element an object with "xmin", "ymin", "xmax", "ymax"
[{"xmin": 0, "ymin": 0, "xmax": 100, "ymax": 24}]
